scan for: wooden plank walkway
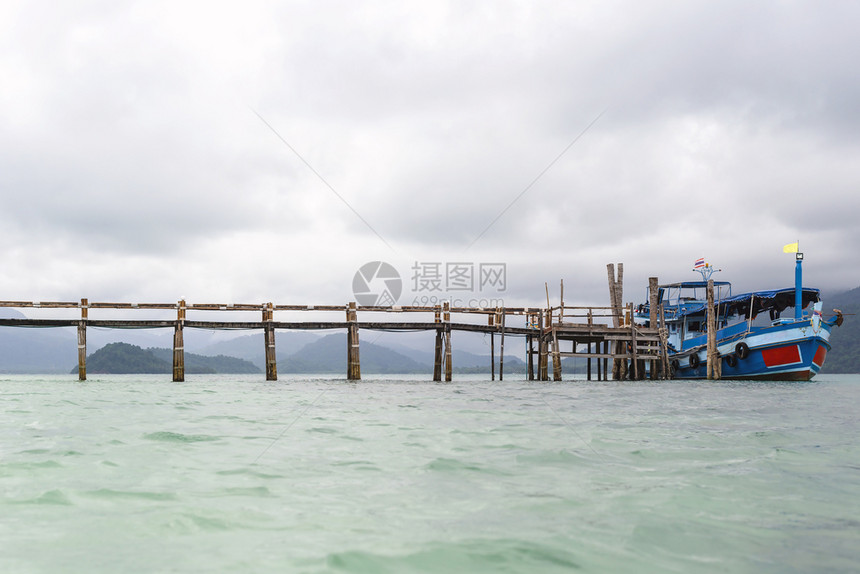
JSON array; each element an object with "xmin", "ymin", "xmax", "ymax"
[{"xmin": 0, "ymin": 265, "xmax": 673, "ymax": 382}]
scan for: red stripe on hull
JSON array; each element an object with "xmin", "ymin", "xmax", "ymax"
[
  {"xmin": 813, "ymin": 345, "xmax": 827, "ymax": 367},
  {"xmin": 761, "ymin": 345, "xmax": 802, "ymax": 368}
]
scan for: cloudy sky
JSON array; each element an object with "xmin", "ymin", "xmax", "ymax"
[{"xmin": 3, "ymin": 0, "xmax": 859, "ymax": 312}]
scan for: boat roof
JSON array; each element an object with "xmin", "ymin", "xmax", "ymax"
[
  {"xmin": 660, "ymin": 281, "xmax": 732, "ymax": 289},
  {"xmin": 661, "ymin": 287, "xmax": 821, "ymax": 318}
]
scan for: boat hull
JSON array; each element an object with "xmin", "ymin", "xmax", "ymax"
[{"xmin": 670, "ymin": 322, "xmax": 832, "ymax": 381}]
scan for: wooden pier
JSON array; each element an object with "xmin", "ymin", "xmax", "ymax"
[{"xmin": 0, "ymin": 265, "xmax": 673, "ymax": 382}]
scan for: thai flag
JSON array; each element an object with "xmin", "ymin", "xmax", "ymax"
[{"xmin": 694, "ymin": 258, "xmax": 706, "ymax": 269}]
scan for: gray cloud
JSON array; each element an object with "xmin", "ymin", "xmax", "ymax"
[{"xmin": 2, "ymin": 0, "xmax": 859, "ymax": 306}]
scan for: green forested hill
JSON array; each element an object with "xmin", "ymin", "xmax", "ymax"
[
  {"xmin": 72, "ymin": 342, "xmax": 261, "ymax": 374},
  {"xmin": 148, "ymin": 348, "xmax": 260, "ymax": 374},
  {"xmin": 77, "ymin": 342, "xmax": 169, "ymax": 374},
  {"xmin": 821, "ymin": 286, "xmax": 860, "ymax": 373}
]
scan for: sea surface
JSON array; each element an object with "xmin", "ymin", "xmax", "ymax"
[{"xmin": 1, "ymin": 373, "xmax": 858, "ymax": 573}]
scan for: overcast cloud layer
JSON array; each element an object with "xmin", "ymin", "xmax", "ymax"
[{"xmin": 2, "ymin": 0, "xmax": 859, "ymax": 311}]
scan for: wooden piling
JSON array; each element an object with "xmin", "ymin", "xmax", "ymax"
[
  {"xmin": 264, "ymin": 302, "xmax": 277, "ymax": 381},
  {"xmin": 648, "ymin": 277, "xmax": 659, "ymax": 380},
  {"xmin": 630, "ymin": 305, "xmax": 639, "ymax": 380},
  {"xmin": 527, "ymin": 330, "xmax": 535, "ymax": 381},
  {"xmin": 433, "ymin": 305, "xmax": 443, "ymax": 382},
  {"xmin": 347, "ymin": 302, "xmax": 360, "ymax": 380},
  {"xmin": 603, "ymin": 340, "xmax": 609, "ymax": 381},
  {"xmin": 538, "ymin": 312, "xmax": 548, "ymax": 381},
  {"xmin": 173, "ymin": 299, "xmax": 185, "ymax": 382},
  {"xmin": 587, "ymin": 342, "xmax": 592, "ymax": 381},
  {"xmin": 77, "ymin": 298, "xmax": 87, "ymax": 381},
  {"xmin": 551, "ymin": 327, "xmax": 562, "ymax": 381},
  {"xmin": 658, "ymin": 304, "xmax": 670, "ymax": 379},
  {"xmin": 499, "ymin": 309, "xmax": 506, "ymax": 381},
  {"xmin": 443, "ymin": 302, "xmax": 452, "ymax": 382},
  {"xmin": 489, "ymin": 314, "xmax": 495, "ymax": 380},
  {"xmin": 607, "ymin": 263, "xmax": 626, "ymax": 380},
  {"xmin": 706, "ymin": 280, "xmax": 720, "ymax": 380}
]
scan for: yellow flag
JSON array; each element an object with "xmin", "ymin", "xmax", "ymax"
[{"xmin": 783, "ymin": 241, "xmax": 799, "ymax": 253}]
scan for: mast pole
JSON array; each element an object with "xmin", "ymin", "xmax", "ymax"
[{"xmin": 795, "ymin": 251, "xmax": 803, "ymax": 321}]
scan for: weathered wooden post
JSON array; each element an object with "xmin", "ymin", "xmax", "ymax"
[
  {"xmin": 264, "ymin": 302, "xmax": 277, "ymax": 381},
  {"xmin": 607, "ymin": 263, "xmax": 626, "ymax": 380},
  {"xmin": 347, "ymin": 302, "xmax": 360, "ymax": 380},
  {"xmin": 706, "ymin": 280, "xmax": 721, "ymax": 380},
  {"xmin": 443, "ymin": 301, "xmax": 452, "ymax": 382},
  {"xmin": 489, "ymin": 313, "xmax": 495, "ymax": 380},
  {"xmin": 603, "ymin": 341, "xmax": 612, "ymax": 381},
  {"xmin": 173, "ymin": 299, "xmax": 185, "ymax": 382},
  {"xmin": 538, "ymin": 311, "xmax": 548, "ymax": 381},
  {"xmin": 499, "ymin": 309, "xmax": 506, "ymax": 381},
  {"xmin": 433, "ymin": 305, "xmax": 443, "ymax": 382},
  {"xmin": 77, "ymin": 298, "xmax": 88, "ymax": 381},
  {"xmin": 597, "ymin": 341, "xmax": 602, "ymax": 381},
  {"xmin": 648, "ymin": 277, "xmax": 659, "ymax": 380},
  {"xmin": 586, "ymin": 342, "xmax": 592, "ymax": 381},
  {"xmin": 527, "ymin": 311, "xmax": 535, "ymax": 381},
  {"xmin": 551, "ymin": 310, "xmax": 562, "ymax": 381},
  {"xmin": 629, "ymin": 303, "xmax": 639, "ymax": 380},
  {"xmin": 658, "ymin": 304, "xmax": 671, "ymax": 379}
]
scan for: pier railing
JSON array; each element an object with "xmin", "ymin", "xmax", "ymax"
[{"xmin": 0, "ymin": 269, "xmax": 672, "ymax": 382}]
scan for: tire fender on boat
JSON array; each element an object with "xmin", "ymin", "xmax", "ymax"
[
  {"xmin": 725, "ymin": 354, "xmax": 738, "ymax": 368},
  {"xmin": 736, "ymin": 342, "xmax": 750, "ymax": 360},
  {"xmin": 689, "ymin": 353, "xmax": 700, "ymax": 368}
]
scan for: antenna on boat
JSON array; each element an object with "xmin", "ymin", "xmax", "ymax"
[{"xmin": 692, "ymin": 258, "xmax": 721, "ymax": 281}]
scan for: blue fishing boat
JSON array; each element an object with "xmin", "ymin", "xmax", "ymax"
[{"xmin": 634, "ymin": 248, "xmax": 843, "ymax": 380}]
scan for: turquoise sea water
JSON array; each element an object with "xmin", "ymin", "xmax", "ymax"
[{"xmin": 1, "ymin": 373, "xmax": 858, "ymax": 573}]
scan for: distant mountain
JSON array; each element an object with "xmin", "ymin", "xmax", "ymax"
[
  {"xmin": 282, "ymin": 333, "xmax": 427, "ymax": 374},
  {"xmin": 0, "ymin": 325, "xmax": 77, "ymax": 373},
  {"xmin": 379, "ymin": 340, "xmax": 528, "ymax": 370},
  {"xmin": 821, "ymin": 286, "xmax": 860, "ymax": 373},
  {"xmin": 198, "ymin": 331, "xmax": 320, "ymax": 370},
  {"xmin": 70, "ymin": 342, "xmax": 261, "ymax": 374}
]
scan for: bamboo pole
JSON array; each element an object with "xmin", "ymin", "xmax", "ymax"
[
  {"xmin": 538, "ymin": 312, "xmax": 548, "ymax": 381},
  {"xmin": 433, "ymin": 305, "xmax": 442, "ymax": 382},
  {"xmin": 648, "ymin": 277, "xmax": 659, "ymax": 380},
  {"xmin": 77, "ymin": 298, "xmax": 87, "ymax": 381},
  {"xmin": 706, "ymin": 280, "xmax": 720, "ymax": 380},
  {"xmin": 630, "ymin": 303, "xmax": 639, "ymax": 380},
  {"xmin": 551, "ymin": 325, "xmax": 562, "ymax": 381},
  {"xmin": 489, "ymin": 313, "xmax": 495, "ymax": 381},
  {"xmin": 499, "ymin": 309, "xmax": 506, "ymax": 381},
  {"xmin": 527, "ymin": 327, "xmax": 535, "ymax": 381},
  {"xmin": 264, "ymin": 302, "xmax": 277, "ymax": 381},
  {"xmin": 607, "ymin": 263, "xmax": 627, "ymax": 380},
  {"xmin": 347, "ymin": 302, "xmax": 360, "ymax": 380},
  {"xmin": 443, "ymin": 302, "xmax": 452, "ymax": 382},
  {"xmin": 173, "ymin": 299, "xmax": 185, "ymax": 382},
  {"xmin": 587, "ymin": 342, "xmax": 592, "ymax": 381}
]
